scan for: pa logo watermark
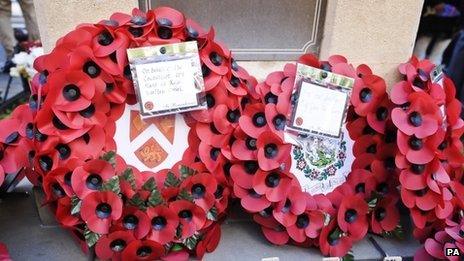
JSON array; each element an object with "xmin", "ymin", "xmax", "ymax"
[{"xmin": 446, "ymin": 248, "xmax": 461, "ymax": 257}]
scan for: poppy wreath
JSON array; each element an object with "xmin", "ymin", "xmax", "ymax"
[
  {"xmin": 231, "ymin": 53, "xmax": 404, "ymax": 257},
  {"xmin": 2, "ymin": 6, "xmax": 259, "ymax": 260},
  {"xmin": 0, "ymin": 104, "xmax": 34, "ymax": 189},
  {"xmin": 390, "ymin": 57, "xmax": 464, "ymax": 260}
]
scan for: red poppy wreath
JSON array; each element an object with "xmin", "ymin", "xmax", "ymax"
[
  {"xmin": 7, "ymin": 7, "xmax": 257, "ymax": 260},
  {"xmin": 390, "ymin": 57, "xmax": 464, "ymax": 260},
  {"xmin": 231, "ymin": 54, "xmax": 404, "ymax": 258},
  {"xmin": 0, "ymin": 5, "xmax": 405, "ymax": 257}
]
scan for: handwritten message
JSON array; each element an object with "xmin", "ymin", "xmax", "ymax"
[
  {"xmin": 293, "ymin": 82, "xmax": 347, "ymax": 137},
  {"xmin": 135, "ymin": 58, "xmax": 198, "ymax": 113}
]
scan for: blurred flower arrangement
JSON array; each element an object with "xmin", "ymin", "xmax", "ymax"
[{"xmin": 10, "ymin": 43, "xmax": 43, "ymax": 80}]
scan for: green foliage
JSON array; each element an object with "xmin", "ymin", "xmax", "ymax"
[
  {"xmin": 179, "ymin": 165, "xmax": 196, "ymax": 180},
  {"xmin": 171, "ymin": 244, "xmax": 183, "ymax": 252},
  {"xmin": 147, "ymin": 187, "xmax": 164, "ymax": 207},
  {"xmin": 182, "ymin": 234, "xmax": 200, "ymax": 250},
  {"xmin": 120, "ymin": 168, "xmax": 136, "ymax": 190},
  {"xmin": 128, "ymin": 193, "xmax": 147, "ymax": 211},
  {"xmin": 342, "ymin": 250, "xmax": 354, "ymax": 261},
  {"xmin": 177, "ymin": 189, "xmax": 194, "ymax": 202},
  {"xmin": 101, "ymin": 176, "xmax": 121, "ymax": 195},
  {"xmin": 100, "ymin": 151, "xmax": 116, "ymax": 167},
  {"xmin": 207, "ymin": 206, "xmax": 218, "ymax": 221},
  {"xmin": 142, "ymin": 177, "xmax": 156, "ymax": 191},
  {"xmin": 175, "ymin": 224, "xmax": 183, "ymax": 239},
  {"xmin": 84, "ymin": 227, "xmax": 100, "ymax": 247},
  {"xmin": 164, "ymin": 172, "xmax": 181, "ymax": 188},
  {"xmin": 382, "ymin": 225, "xmax": 404, "ymax": 240},
  {"xmin": 70, "ymin": 196, "xmax": 81, "ymax": 215}
]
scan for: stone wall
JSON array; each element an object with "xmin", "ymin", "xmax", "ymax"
[{"xmin": 33, "ymin": 0, "xmax": 424, "ymax": 86}]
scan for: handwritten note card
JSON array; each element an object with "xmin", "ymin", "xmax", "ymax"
[
  {"xmin": 135, "ymin": 59, "xmax": 198, "ymax": 112},
  {"xmin": 127, "ymin": 41, "xmax": 205, "ymax": 118},
  {"xmin": 293, "ymin": 81, "xmax": 347, "ymax": 137}
]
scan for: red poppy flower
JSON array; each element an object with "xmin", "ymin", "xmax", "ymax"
[
  {"xmin": 253, "ymin": 168, "xmax": 293, "ymax": 203},
  {"xmin": 345, "ymin": 169, "xmax": 377, "ymax": 199},
  {"xmin": 239, "ymin": 103, "xmax": 270, "ymax": 138},
  {"xmin": 145, "ymin": 205, "xmax": 179, "ymax": 245},
  {"xmin": 69, "ymin": 126, "xmax": 107, "ymax": 160},
  {"xmin": 391, "ymin": 92, "xmax": 442, "ymax": 139},
  {"xmin": 421, "ymin": 231, "xmax": 454, "ymax": 260},
  {"xmin": 121, "ymin": 239, "xmax": 165, "ymax": 261},
  {"xmin": 44, "ymin": 69, "xmax": 96, "ymax": 113},
  {"xmin": 71, "ymin": 159, "xmax": 115, "ymax": 199},
  {"xmin": 33, "ymin": 44, "xmax": 73, "ymax": 75},
  {"xmin": 35, "ymin": 104, "xmax": 92, "ymax": 143},
  {"xmin": 286, "ymin": 194, "xmax": 325, "ymax": 242},
  {"xmin": 412, "ymin": 207, "xmax": 440, "ymax": 229},
  {"xmin": 398, "ymin": 163, "xmax": 429, "ymax": 191},
  {"xmin": 230, "ymin": 134, "xmax": 258, "ymax": 161},
  {"xmin": 350, "ymin": 75, "xmax": 386, "ymax": 116},
  {"xmin": 10, "ymin": 104, "xmax": 34, "ymax": 138},
  {"xmin": 114, "ymin": 207, "xmax": 151, "ymax": 239},
  {"xmin": 53, "ymin": 93, "xmax": 110, "ymax": 130},
  {"xmin": 256, "ymin": 131, "xmax": 291, "ymax": 171},
  {"xmin": 212, "ymin": 103, "xmax": 240, "ymax": 135},
  {"xmin": 319, "ymin": 220, "xmax": 353, "ymax": 257},
  {"xmin": 366, "ymin": 96, "xmax": 393, "ymax": 134},
  {"xmin": 337, "ymin": 195, "xmax": 368, "ymax": 240},
  {"xmin": 351, "ymin": 152, "xmax": 376, "ymax": 172},
  {"xmin": 370, "ymin": 196, "xmax": 400, "ymax": 234},
  {"xmin": 180, "ymin": 172, "xmax": 217, "ymax": 211},
  {"xmin": 272, "ymin": 186, "xmax": 306, "ymax": 227},
  {"xmin": 0, "ymin": 243, "xmax": 11, "ymax": 261},
  {"xmin": 202, "ymin": 66, "xmax": 223, "ymax": 92},
  {"xmin": 219, "ymin": 74, "xmax": 248, "ymax": 96},
  {"xmin": 195, "ymin": 223, "xmax": 221, "ymax": 258},
  {"xmin": 200, "ymin": 40, "xmax": 230, "ymax": 76},
  {"xmin": 352, "ymin": 134, "xmax": 384, "ymax": 158},
  {"xmin": 444, "ymin": 219, "xmax": 464, "ymax": 247},
  {"xmin": 261, "ymin": 226, "xmax": 290, "ymax": 246},
  {"xmin": 213, "ymin": 182, "xmax": 230, "ymax": 213},
  {"xmin": 95, "ymin": 230, "xmax": 136, "ymax": 260},
  {"xmin": 198, "ymin": 141, "xmax": 226, "ymax": 173},
  {"xmin": 230, "ymin": 161, "xmax": 259, "ymax": 189},
  {"xmin": 265, "ymin": 103, "xmax": 287, "ymax": 136},
  {"xmin": 80, "ymin": 191, "xmax": 123, "ymax": 234},
  {"xmin": 234, "ymin": 184, "xmax": 271, "ymax": 212},
  {"xmin": 169, "ymin": 200, "xmax": 206, "ymax": 239},
  {"xmin": 297, "ymin": 53, "xmax": 321, "ymax": 68},
  {"xmin": 153, "ymin": 6, "xmax": 186, "ymax": 40},
  {"xmin": 347, "ymin": 117, "xmax": 377, "ymax": 140},
  {"xmin": 189, "ymin": 84, "xmax": 229, "ymax": 123},
  {"xmin": 390, "ymin": 80, "xmax": 445, "ymax": 107},
  {"xmin": 67, "ymin": 44, "xmax": 121, "ymax": 77},
  {"xmin": 55, "ymin": 197, "xmax": 81, "ymax": 227},
  {"xmin": 195, "ymin": 122, "xmax": 231, "ymax": 148},
  {"xmin": 331, "ymin": 61, "xmax": 356, "ymax": 78},
  {"xmin": 398, "ymin": 56, "xmax": 435, "ymax": 86},
  {"xmin": 43, "ymin": 167, "xmax": 74, "ymax": 201},
  {"xmin": 438, "ymin": 125, "xmax": 464, "ymax": 168},
  {"xmin": 117, "ymin": 10, "xmax": 155, "ymax": 43},
  {"xmin": 401, "ymin": 187, "xmax": 442, "ymax": 212},
  {"xmin": 397, "ymin": 129, "xmax": 443, "ymax": 164}
]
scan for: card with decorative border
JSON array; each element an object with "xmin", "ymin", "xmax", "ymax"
[{"xmin": 127, "ymin": 41, "xmax": 206, "ymax": 118}]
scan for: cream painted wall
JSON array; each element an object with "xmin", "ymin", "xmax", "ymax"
[
  {"xmin": 33, "ymin": 0, "xmax": 423, "ymax": 86},
  {"xmin": 33, "ymin": 0, "xmax": 137, "ymax": 53}
]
